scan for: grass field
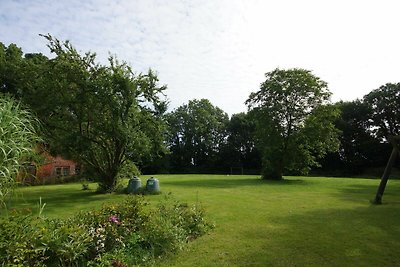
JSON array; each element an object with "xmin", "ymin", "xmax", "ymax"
[{"xmin": 7, "ymin": 175, "xmax": 400, "ymax": 266}]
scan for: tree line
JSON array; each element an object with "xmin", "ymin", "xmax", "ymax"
[
  {"xmin": 1, "ymin": 37, "xmax": 399, "ymax": 192},
  {"xmin": 159, "ymin": 71, "xmax": 400, "ymax": 179}
]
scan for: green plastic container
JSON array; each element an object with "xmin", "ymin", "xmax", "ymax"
[
  {"xmin": 127, "ymin": 176, "xmax": 141, "ymax": 193},
  {"xmin": 146, "ymin": 177, "xmax": 160, "ymax": 193}
]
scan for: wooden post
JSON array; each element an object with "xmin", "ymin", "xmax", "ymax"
[{"xmin": 373, "ymin": 136, "xmax": 400, "ymax": 204}]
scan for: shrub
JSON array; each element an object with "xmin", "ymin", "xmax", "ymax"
[
  {"xmin": 0, "ymin": 195, "xmax": 213, "ymax": 266},
  {"xmin": 156, "ymin": 195, "xmax": 214, "ymax": 240},
  {"xmin": 117, "ymin": 160, "xmax": 141, "ymax": 179}
]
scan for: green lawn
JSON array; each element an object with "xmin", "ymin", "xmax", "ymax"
[{"xmin": 7, "ymin": 175, "xmax": 400, "ymax": 266}]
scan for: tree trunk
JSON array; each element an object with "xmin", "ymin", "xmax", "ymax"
[
  {"xmin": 99, "ymin": 176, "xmax": 117, "ymax": 192},
  {"xmin": 261, "ymin": 153, "xmax": 284, "ymax": 180},
  {"xmin": 373, "ymin": 144, "xmax": 399, "ymax": 204},
  {"xmin": 262, "ymin": 166, "xmax": 283, "ymax": 180},
  {"xmin": 98, "ymin": 169, "xmax": 119, "ymax": 193}
]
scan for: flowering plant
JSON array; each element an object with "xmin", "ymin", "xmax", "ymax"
[
  {"xmin": 108, "ymin": 215, "xmax": 120, "ymax": 224},
  {"xmin": 0, "ymin": 195, "xmax": 213, "ymax": 266}
]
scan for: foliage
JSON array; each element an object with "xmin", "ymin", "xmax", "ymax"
[
  {"xmin": 363, "ymin": 82, "xmax": 400, "ymax": 140},
  {"xmin": 0, "ymin": 95, "xmax": 40, "ymax": 208},
  {"xmin": 0, "ymin": 43, "xmax": 24, "ymax": 97},
  {"xmin": 317, "ymin": 100, "xmax": 391, "ymax": 176},
  {"xmin": 1, "ymin": 36, "xmax": 168, "ymax": 192},
  {"xmin": 335, "ymin": 101, "xmax": 377, "ymax": 171},
  {"xmin": 116, "ymin": 160, "xmax": 141, "ymax": 180},
  {"xmin": 290, "ymin": 104, "xmax": 341, "ymax": 174},
  {"xmin": 0, "ymin": 42, "xmax": 49, "ymax": 100},
  {"xmin": 316, "ymin": 82, "xmax": 400, "ymax": 177},
  {"xmin": 167, "ymin": 99, "xmax": 229, "ymax": 173},
  {"xmin": 219, "ymin": 112, "xmax": 261, "ymax": 173},
  {"xmin": 246, "ymin": 68, "xmax": 340, "ymax": 179},
  {"xmin": 0, "ymin": 210, "xmax": 93, "ymax": 266},
  {"xmin": 0, "ymin": 195, "xmax": 213, "ymax": 266},
  {"xmin": 81, "ymin": 178, "xmax": 90, "ymax": 190}
]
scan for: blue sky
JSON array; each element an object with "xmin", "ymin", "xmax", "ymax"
[{"xmin": 1, "ymin": 0, "xmax": 400, "ymax": 115}]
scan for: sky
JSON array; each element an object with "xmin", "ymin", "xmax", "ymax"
[{"xmin": 1, "ymin": 0, "xmax": 400, "ymax": 116}]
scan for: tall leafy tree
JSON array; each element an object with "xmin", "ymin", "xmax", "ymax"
[
  {"xmin": 364, "ymin": 83, "xmax": 400, "ymax": 140},
  {"xmin": 1, "ymin": 36, "xmax": 167, "ymax": 192},
  {"xmin": 0, "ymin": 42, "xmax": 49, "ymax": 98},
  {"xmin": 167, "ymin": 99, "xmax": 229, "ymax": 173},
  {"xmin": 0, "ymin": 43, "xmax": 23, "ymax": 96},
  {"xmin": 246, "ymin": 68, "xmax": 340, "ymax": 180}
]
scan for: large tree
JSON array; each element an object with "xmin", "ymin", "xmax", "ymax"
[
  {"xmin": 0, "ymin": 42, "xmax": 48, "ymax": 98},
  {"xmin": 246, "ymin": 68, "xmax": 340, "ymax": 180},
  {"xmin": 1, "ymin": 36, "xmax": 167, "ymax": 192},
  {"xmin": 0, "ymin": 43, "xmax": 22, "ymax": 95},
  {"xmin": 167, "ymin": 99, "xmax": 229, "ymax": 173},
  {"xmin": 364, "ymin": 83, "xmax": 400, "ymax": 140}
]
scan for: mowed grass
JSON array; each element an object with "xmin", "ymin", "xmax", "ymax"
[{"xmin": 7, "ymin": 175, "xmax": 400, "ymax": 266}]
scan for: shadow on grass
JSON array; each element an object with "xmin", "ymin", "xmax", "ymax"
[
  {"xmin": 163, "ymin": 177, "xmax": 307, "ymax": 188},
  {"xmin": 240, "ymin": 203, "xmax": 400, "ymax": 266},
  {"xmin": 7, "ymin": 188, "xmax": 114, "ymax": 216},
  {"xmin": 336, "ymin": 181, "xmax": 400, "ymax": 204}
]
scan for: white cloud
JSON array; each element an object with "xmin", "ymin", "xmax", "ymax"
[{"xmin": 1, "ymin": 0, "xmax": 400, "ymax": 115}]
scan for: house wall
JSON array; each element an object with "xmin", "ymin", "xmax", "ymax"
[
  {"xmin": 33, "ymin": 155, "xmax": 79, "ymax": 184},
  {"xmin": 47, "ymin": 155, "xmax": 77, "ymax": 177}
]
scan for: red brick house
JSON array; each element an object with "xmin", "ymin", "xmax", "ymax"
[
  {"xmin": 37, "ymin": 154, "xmax": 79, "ymax": 179},
  {"xmin": 20, "ymin": 152, "xmax": 80, "ymax": 185}
]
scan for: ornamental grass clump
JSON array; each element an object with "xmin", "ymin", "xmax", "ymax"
[
  {"xmin": 0, "ymin": 195, "xmax": 213, "ymax": 266},
  {"xmin": 0, "ymin": 95, "xmax": 41, "ymax": 208}
]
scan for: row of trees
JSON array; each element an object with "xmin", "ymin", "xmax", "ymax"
[
  {"xmin": 163, "ymin": 99, "xmax": 261, "ymax": 174},
  {"xmin": 161, "ymin": 81, "xmax": 400, "ymax": 179},
  {"xmin": 1, "ymin": 37, "xmax": 399, "ymax": 192},
  {"xmin": 319, "ymin": 84, "xmax": 400, "ymax": 176},
  {"xmin": 154, "ymin": 70, "xmax": 399, "ymax": 180}
]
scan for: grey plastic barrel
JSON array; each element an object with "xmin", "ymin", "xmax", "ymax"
[
  {"xmin": 127, "ymin": 176, "xmax": 141, "ymax": 193},
  {"xmin": 146, "ymin": 177, "xmax": 160, "ymax": 193}
]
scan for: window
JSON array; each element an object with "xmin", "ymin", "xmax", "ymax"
[
  {"xmin": 63, "ymin": 167, "xmax": 70, "ymax": 176},
  {"xmin": 55, "ymin": 166, "xmax": 70, "ymax": 176}
]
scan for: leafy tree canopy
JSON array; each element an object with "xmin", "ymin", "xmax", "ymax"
[
  {"xmin": 364, "ymin": 83, "xmax": 400, "ymax": 140},
  {"xmin": 167, "ymin": 99, "xmax": 229, "ymax": 173},
  {"xmin": 218, "ymin": 112, "xmax": 261, "ymax": 172},
  {"xmin": 246, "ymin": 68, "xmax": 340, "ymax": 179},
  {"xmin": 317, "ymin": 100, "xmax": 391, "ymax": 176},
  {"xmin": 1, "ymin": 35, "xmax": 167, "ymax": 192}
]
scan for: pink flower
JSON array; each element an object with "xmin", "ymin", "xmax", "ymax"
[{"xmin": 108, "ymin": 215, "xmax": 120, "ymax": 224}]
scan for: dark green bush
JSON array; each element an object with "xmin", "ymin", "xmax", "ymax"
[{"xmin": 0, "ymin": 195, "xmax": 213, "ymax": 266}]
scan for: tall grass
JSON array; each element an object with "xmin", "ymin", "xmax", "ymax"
[{"xmin": 0, "ymin": 95, "xmax": 40, "ymax": 208}]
